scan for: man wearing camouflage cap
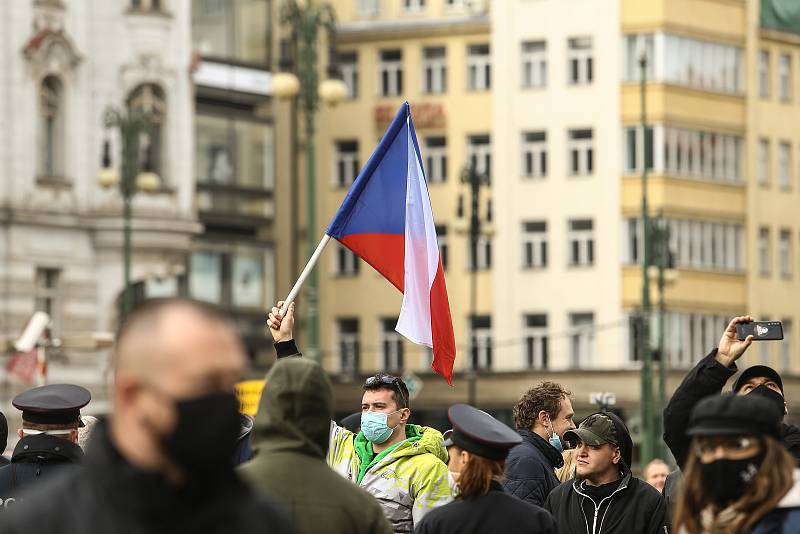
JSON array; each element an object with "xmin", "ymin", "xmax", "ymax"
[{"xmin": 544, "ymin": 412, "xmax": 667, "ymax": 534}]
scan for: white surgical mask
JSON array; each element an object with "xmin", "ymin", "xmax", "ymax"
[{"xmin": 447, "ymin": 470, "xmax": 461, "ymax": 495}]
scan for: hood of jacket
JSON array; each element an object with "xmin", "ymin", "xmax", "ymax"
[
  {"xmin": 252, "ymin": 358, "xmax": 333, "ymax": 459},
  {"xmin": 517, "ymin": 428, "xmax": 565, "ymax": 469},
  {"xmin": 604, "ymin": 411, "xmax": 633, "ymax": 469}
]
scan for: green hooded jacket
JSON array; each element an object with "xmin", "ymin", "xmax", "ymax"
[{"xmin": 239, "ymin": 358, "xmax": 392, "ymax": 534}]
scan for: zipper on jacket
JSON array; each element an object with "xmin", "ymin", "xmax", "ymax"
[
  {"xmin": 592, "ymin": 506, "xmax": 599, "ymax": 534},
  {"xmin": 573, "ymin": 479, "xmax": 630, "ymax": 534}
]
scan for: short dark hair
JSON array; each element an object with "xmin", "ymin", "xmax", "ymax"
[
  {"xmin": 513, "ymin": 381, "xmax": 572, "ymax": 430},
  {"xmin": 363, "ymin": 373, "xmax": 410, "ymax": 409}
]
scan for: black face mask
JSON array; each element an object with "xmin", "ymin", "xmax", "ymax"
[
  {"xmin": 159, "ymin": 392, "xmax": 241, "ymax": 476},
  {"xmin": 749, "ymin": 384, "xmax": 785, "ymax": 418},
  {"xmin": 699, "ymin": 451, "xmax": 765, "ymax": 508}
]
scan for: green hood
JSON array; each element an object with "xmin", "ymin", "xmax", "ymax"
[{"xmin": 252, "ymin": 358, "xmax": 333, "ymax": 459}]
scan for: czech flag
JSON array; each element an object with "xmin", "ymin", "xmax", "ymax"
[{"xmin": 327, "ymin": 102, "xmax": 456, "ymax": 384}]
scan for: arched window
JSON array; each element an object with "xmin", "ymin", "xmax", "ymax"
[
  {"xmin": 39, "ymin": 76, "xmax": 64, "ymax": 178},
  {"xmin": 127, "ymin": 84, "xmax": 166, "ymax": 180}
]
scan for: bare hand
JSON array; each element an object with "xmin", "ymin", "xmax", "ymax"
[
  {"xmin": 267, "ymin": 301, "xmax": 295, "ymax": 343},
  {"xmin": 716, "ymin": 315, "xmax": 754, "ymax": 368}
]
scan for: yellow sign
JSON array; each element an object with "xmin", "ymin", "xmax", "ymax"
[{"xmin": 235, "ymin": 379, "xmax": 266, "ymax": 416}]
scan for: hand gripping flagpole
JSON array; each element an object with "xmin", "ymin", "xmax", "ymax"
[{"xmin": 279, "ymin": 234, "xmax": 331, "ymax": 317}]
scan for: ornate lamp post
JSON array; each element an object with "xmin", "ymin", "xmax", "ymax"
[
  {"xmin": 272, "ymin": 0, "xmax": 347, "ymax": 362},
  {"xmin": 97, "ymin": 107, "xmax": 159, "ymax": 324}
]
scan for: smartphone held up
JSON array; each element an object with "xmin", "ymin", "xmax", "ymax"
[{"xmin": 736, "ymin": 320, "xmax": 784, "ymax": 341}]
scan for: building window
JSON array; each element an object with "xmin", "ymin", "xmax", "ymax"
[
  {"xmin": 189, "ymin": 246, "xmax": 273, "ymax": 309},
  {"xmin": 759, "ymin": 227, "xmax": 771, "ymax": 277},
  {"xmin": 758, "ymin": 138, "xmax": 770, "ymax": 187},
  {"xmin": 661, "ymin": 126, "xmax": 742, "ymax": 183},
  {"xmin": 379, "ymin": 49, "xmax": 403, "ymax": 97},
  {"xmin": 522, "ymin": 221, "xmax": 547, "ymax": 268},
  {"xmin": 467, "ymin": 134, "xmax": 491, "ymax": 180},
  {"xmin": 522, "ymin": 131, "xmax": 547, "ymax": 178},
  {"xmin": 338, "ymin": 319, "xmax": 360, "ymax": 377},
  {"xmin": 422, "ymin": 47, "xmax": 447, "ymax": 94},
  {"xmin": 780, "ymin": 53, "xmax": 791, "ymax": 102},
  {"xmin": 356, "ymin": 0, "xmax": 380, "ymax": 17},
  {"xmin": 445, "ymin": 0, "xmax": 464, "ymax": 7},
  {"xmin": 521, "ymin": 40, "xmax": 547, "ymax": 88},
  {"xmin": 568, "ymin": 129, "xmax": 593, "ymax": 176},
  {"xmin": 424, "ymin": 137, "xmax": 447, "ymax": 183},
  {"xmin": 779, "ymin": 141, "xmax": 791, "ymax": 190},
  {"xmin": 780, "ymin": 229, "xmax": 792, "ymax": 278},
  {"xmin": 470, "ymin": 315, "xmax": 492, "ymax": 370},
  {"xmin": 524, "ymin": 314, "xmax": 548, "ymax": 369},
  {"xmin": 334, "ymin": 140, "xmax": 359, "ymax": 187},
  {"xmin": 759, "ymin": 49, "xmax": 770, "ymax": 98},
  {"xmin": 402, "ymin": 0, "xmax": 425, "ymax": 12},
  {"xmin": 782, "ymin": 320, "xmax": 793, "ymax": 371},
  {"xmin": 339, "ymin": 52, "xmax": 359, "ymax": 99},
  {"xmin": 623, "ymin": 126, "xmax": 653, "ymax": 173},
  {"xmin": 570, "ymin": 312, "xmax": 594, "ymax": 368},
  {"xmin": 568, "ymin": 36, "xmax": 593, "ymax": 85},
  {"xmin": 34, "ymin": 268, "xmax": 61, "ymax": 335},
  {"xmin": 381, "ymin": 318, "xmax": 404, "ymax": 371},
  {"xmin": 196, "ymin": 111, "xmax": 274, "ymax": 189},
  {"xmin": 469, "ymin": 235, "xmax": 492, "ymax": 271},
  {"xmin": 623, "ymin": 34, "xmax": 655, "ymax": 81},
  {"xmin": 39, "ymin": 76, "xmax": 64, "ymax": 179},
  {"xmin": 335, "ymin": 243, "xmax": 360, "ymax": 276},
  {"xmin": 191, "ymin": 0, "xmax": 269, "ymax": 65},
  {"xmin": 466, "ymin": 44, "xmax": 491, "ymax": 91},
  {"xmin": 128, "ymin": 84, "xmax": 166, "ymax": 182},
  {"xmin": 132, "ymin": 0, "xmax": 164, "ymax": 12},
  {"xmin": 568, "ymin": 219, "xmax": 594, "ymax": 267},
  {"xmin": 436, "ymin": 225, "xmax": 448, "ymax": 270}
]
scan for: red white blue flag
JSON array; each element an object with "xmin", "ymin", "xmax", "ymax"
[{"xmin": 327, "ymin": 102, "xmax": 456, "ymax": 383}]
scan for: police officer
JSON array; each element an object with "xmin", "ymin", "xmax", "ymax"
[
  {"xmin": 415, "ymin": 404, "xmax": 557, "ymax": 534},
  {"xmin": 0, "ymin": 384, "xmax": 89, "ymax": 508}
]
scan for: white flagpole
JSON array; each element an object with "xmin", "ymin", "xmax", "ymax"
[{"xmin": 279, "ymin": 234, "xmax": 332, "ymax": 316}]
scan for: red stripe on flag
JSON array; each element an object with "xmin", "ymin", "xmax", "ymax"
[
  {"xmin": 339, "ymin": 233, "xmax": 405, "ymax": 292},
  {"xmin": 430, "ymin": 260, "xmax": 456, "ymax": 384}
]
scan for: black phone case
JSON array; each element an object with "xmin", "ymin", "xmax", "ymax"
[{"xmin": 736, "ymin": 321, "xmax": 784, "ymax": 341}]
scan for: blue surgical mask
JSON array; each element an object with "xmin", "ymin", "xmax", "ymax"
[
  {"xmin": 548, "ymin": 421, "xmax": 563, "ymax": 453},
  {"xmin": 361, "ymin": 410, "xmax": 402, "ymax": 444}
]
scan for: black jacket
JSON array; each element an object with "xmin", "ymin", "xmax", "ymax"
[
  {"xmin": 414, "ymin": 481, "xmax": 557, "ymax": 534},
  {"xmin": 544, "ymin": 471, "xmax": 667, "ymax": 534},
  {"xmin": 0, "ymin": 423, "xmax": 292, "ymax": 534},
  {"xmin": 0, "ymin": 434, "xmax": 83, "ymax": 508},
  {"xmin": 663, "ymin": 349, "xmax": 800, "ymax": 468},
  {"xmin": 503, "ymin": 429, "xmax": 563, "ymax": 506}
]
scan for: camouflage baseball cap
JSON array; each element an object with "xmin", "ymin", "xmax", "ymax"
[{"xmin": 564, "ymin": 413, "xmax": 619, "ymax": 447}]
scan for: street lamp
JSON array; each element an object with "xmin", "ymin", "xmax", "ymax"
[
  {"xmin": 97, "ymin": 106, "xmax": 159, "ymax": 324},
  {"xmin": 273, "ymin": 0, "xmax": 346, "ymax": 363}
]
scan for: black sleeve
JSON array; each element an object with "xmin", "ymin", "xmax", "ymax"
[
  {"xmin": 503, "ymin": 456, "xmax": 552, "ymax": 507},
  {"xmin": 274, "ymin": 339, "xmax": 302, "ymax": 359},
  {"xmin": 663, "ymin": 349, "xmax": 737, "ymax": 469},
  {"xmin": 645, "ymin": 491, "xmax": 668, "ymax": 534}
]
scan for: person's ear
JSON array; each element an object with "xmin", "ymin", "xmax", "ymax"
[
  {"xmin": 536, "ymin": 410, "xmax": 549, "ymax": 427},
  {"xmin": 17, "ymin": 429, "xmax": 23, "ymax": 439},
  {"xmin": 71, "ymin": 430, "xmax": 79, "ymax": 444},
  {"xmin": 612, "ymin": 447, "xmax": 621, "ymax": 465},
  {"xmin": 400, "ymin": 407, "xmax": 410, "ymax": 424},
  {"xmin": 460, "ymin": 449, "xmax": 470, "ymax": 466}
]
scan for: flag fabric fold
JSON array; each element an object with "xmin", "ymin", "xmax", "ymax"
[{"xmin": 327, "ymin": 102, "xmax": 456, "ymax": 384}]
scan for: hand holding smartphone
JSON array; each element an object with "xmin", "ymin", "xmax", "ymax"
[{"xmin": 736, "ymin": 321, "xmax": 784, "ymax": 341}]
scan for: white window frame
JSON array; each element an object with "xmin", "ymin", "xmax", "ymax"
[
  {"xmin": 522, "ymin": 221, "xmax": 547, "ymax": 268},
  {"xmin": 334, "ymin": 243, "xmax": 360, "ymax": 276},
  {"xmin": 356, "ymin": 0, "xmax": 381, "ymax": 17},
  {"xmin": 337, "ymin": 319, "xmax": 360, "ymax": 376},
  {"xmin": 422, "ymin": 47, "xmax": 447, "ymax": 94},
  {"xmin": 378, "ymin": 50, "xmax": 403, "ymax": 97},
  {"xmin": 468, "ymin": 234, "xmax": 492, "ymax": 271},
  {"xmin": 467, "ymin": 134, "xmax": 491, "ymax": 179},
  {"xmin": 759, "ymin": 227, "xmax": 771, "ymax": 276},
  {"xmin": 568, "ymin": 219, "xmax": 594, "ymax": 267},
  {"xmin": 333, "ymin": 140, "xmax": 359, "ymax": 187},
  {"xmin": 523, "ymin": 314, "xmax": 548, "ymax": 369},
  {"xmin": 424, "ymin": 137, "xmax": 447, "ymax": 183},
  {"xmin": 782, "ymin": 319, "xmax": 793, "ymax": 371},
  {"xmin": 780, "ymin": 53, "xmax": 791, "ymax": 102},
  {"xmin": 470, "ymin": 316, "xmax": 492, "ymax": 370},
  {"xmin": 568, "ymin": 129, "xmax": 593, "ymax": 176},
  {"xmin": 758, "ymin": 138, "xmax": 770, "ymax": 187},
  {"xmin": 568, "ymin": 36, "xmax": 593, "ymax": 85},
  {"xmin": 402, "ymin": 0, "xmax": 425, "ymax": 12},
  {"xmin": 466, "ymin": 44, "xmax": 491, "ymax": 91},
  {"xmin": 570, "ymin": 312, "xmax": 594, "ymax": 368},
  {"xmin": 380, "ymin": 318, "xmax": 404, "ymax": 371},
  {"xmin": 779, "ymin": 141, "xmax": 791, "ymax": 191},
  {"xmin": 759, "ymin": 49, "xmax": 770, "ymax": 99},
  {"xmin": 780, "ymin": 229, "xmax": 792, "ymax": 278},
  {"xmin": 436, "ymin": 225, "xmax": 448, "ymax": 270},
  {"xmin": 521, "ymin": 40, "xmax": 547, "ymax": 88},
  {"xmin": 522, "ymin": 131, "xmax": 547, "ymax": 178},
  {"xmin": 339, "ymin": 52, "xmax": 359, "ymax": 99},
  {"xmin": 34, "ymin": 267, "xmax": 61, "ymax": 335}
]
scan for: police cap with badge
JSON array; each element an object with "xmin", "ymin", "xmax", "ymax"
[
  {"xmin": 447, "ymin": 403, "xmax": 521, "ymax": 460},
  {"xmin": 13, "ymin": 384, "xmax": 91, "ymax": 428}
]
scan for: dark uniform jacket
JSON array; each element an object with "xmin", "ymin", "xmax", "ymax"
[
  {"xmin": 663, "ymin": 349, "xmax": 800, "ymax": 468},
  {"xmin": 0, "ymin": 423, "xmax": 292, "ymax": 534},
  {"xmin": 0, "ymin": 434, "xmax": 82, "ymax": 508},
  {"xmin": 503, "ymin": 429, "xmax": 563, "ymax": 506},
  {"xmin": 544, "ymin": 471, "xmax": 667, "ymax": 534},
  {"xmin": 414, "ymin": 481, "xmax": 557, "ymax": 534}
]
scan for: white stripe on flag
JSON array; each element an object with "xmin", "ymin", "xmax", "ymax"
[{"xmin": 396, "ymin": 119, "xmax": 439, "ymax": 346}]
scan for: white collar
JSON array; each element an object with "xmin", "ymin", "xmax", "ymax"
[{"xmin": 777, "ymin": 469, "xmax": 800, "ymax": 508}]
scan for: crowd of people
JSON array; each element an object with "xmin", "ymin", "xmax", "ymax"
[{"xmin": 0, "ymin": 299, "xmax": 797, "ymax": 533}]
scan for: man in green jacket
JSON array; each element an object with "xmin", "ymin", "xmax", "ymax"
[
  {"xmin": 239, "ymin": 356, "xmax": 391, "ymax": 534},
  {"xmin": 267, "ymin": 302, "xmax": 452, "ymax": 534}
]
